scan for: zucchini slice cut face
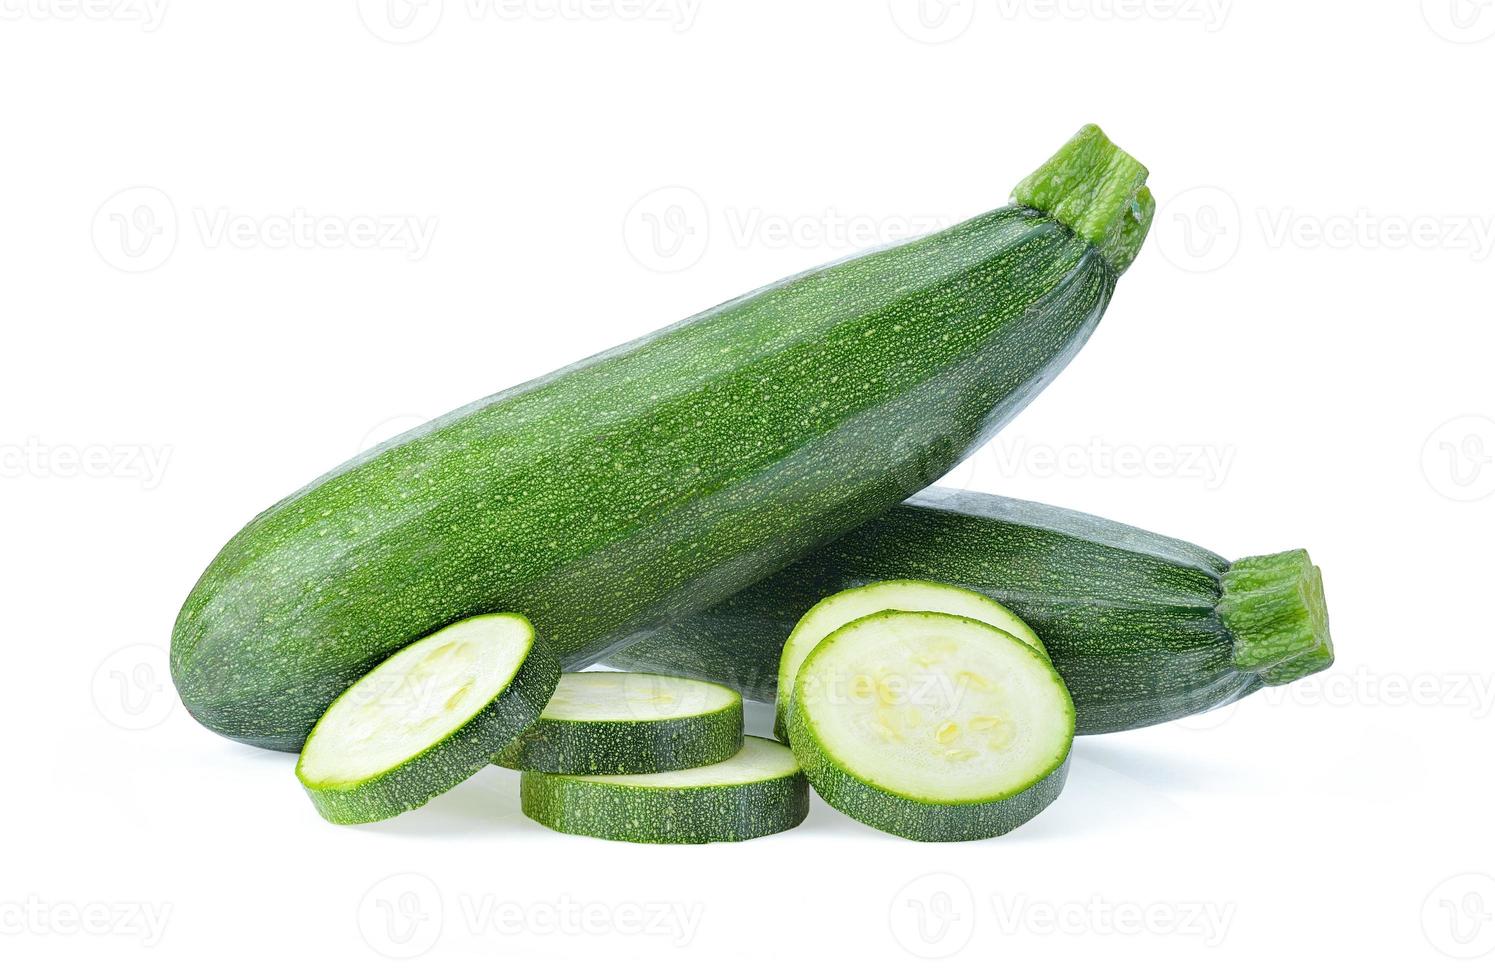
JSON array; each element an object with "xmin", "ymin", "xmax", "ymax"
[
  {"xmin": 775, "ymin": 579, "xmax": 1043, "ymax": 741},
  {"xmin": 789, "ymin": 611, "xmax": 1072, "ymax": 841},
  {"xmin": 296, "ymin": 613, "xmax": 559, "ymax": 825},
  {"xmin": 520, "ymin": 736, "xmax": 808, "ymax": 844},
  {"xmin": 494, "ymin": 672, "xmax": 743, "ymax": 774}
]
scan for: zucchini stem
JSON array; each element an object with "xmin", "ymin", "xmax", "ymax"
[
  {"xmin": 1012, "ymin": 124, "xmax": 1155, "ymax": 275},
  {"xmin": 1217, "ymin": 550, "xmax": 1335, "ymax": 685}
]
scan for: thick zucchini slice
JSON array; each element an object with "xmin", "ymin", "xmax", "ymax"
[
  {"xmin": 493, "ymin": 672, "xmax": 743, "ymax": 774},
  {"xmin": 773, "ymin": 579, "xmax": 1042, "ymax": 741},
  {"xmin": 789, "ymin": 611, "xmax": 1072, "ymax": 842},
  {"xmin": 171, "ymin": 125, "xmax": 1154, "ymax": 752},
  {"xmin": 296, "ymin": 614, "xmax": 558, "ymax": 825},
  {"xmin": 520, "ymin": 736, "xmax": 807, "ymax": 844}
]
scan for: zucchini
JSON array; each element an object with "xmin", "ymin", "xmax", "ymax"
[
  {"xmin": 788, "ymin": 610, "xmax": 1072, "ymax": 841},
  {"xmin": 520, "ymin": 736, "xmax": 808, "ymax": 844},
  {"xmin": 493, "ymin": 671, "xmax": 743, "ymax": 774},
  {"xmin": 171, "ymin": 124, "xmax": 1154, "ymax": 752},
  {"xmin": 774, "ymin": 579, "xmax": 1042, "ymax": 741},
  {"xmin": 605, "ymin": 488, "xmax": 1335, "ymax": 735},
  {"xmin": 295, "ymin": 613, "xmax": 558, "ymax": 825}
]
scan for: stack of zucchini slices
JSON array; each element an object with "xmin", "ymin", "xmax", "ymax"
[{"xmin": 294, "ymin": 577, "xmax": 1068, "ymax": 843}]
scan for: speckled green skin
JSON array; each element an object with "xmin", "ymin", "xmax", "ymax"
[
  {"xmin": 519, "ymin": 738, "xmax": 808, "ymax": 844},
  {"xmin": 493, "ymin": 685, "xmax": 743, "ymax": 775},
  {"xmin": 787, "ymin": 612, "xmax": 1073, "ymax": 842},
  {"xmin": 606, "ymin": 489, "xmax": 1335, "ymax": 735},
  {"xmin": 296, "ymin": 623, "xmax": 559, "ymax": 825},
  {"xmin": 171, "ymin": 163, "xmax": 1129, "ymax": 751}
]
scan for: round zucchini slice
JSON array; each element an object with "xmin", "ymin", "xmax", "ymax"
[
  {"xmin": 296, "ymin": 613, "xmax": 559, "ymax": 825},
  {"xmin": 775, "ymin": 579, "xmax": 1044, "ymax": 740},
  {"xmin": 493, "ymin": 671, "xmax": 743, "ymax": 774},
  {"xmin": 520, "ymin": 736, "xmax": 807, "ymax": 844},
  {"xmin": 788, "ymin": 610, "xmax": 1072, "ymax": 841}
]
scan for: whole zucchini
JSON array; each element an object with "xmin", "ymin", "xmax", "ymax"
[
  {"xmin": 604, "ymin": 488, "xmax": 1334, "ymax": 735},
  {"xmin": 171, "ymin": 125, "xmax": 1154, "ymax": 751}
]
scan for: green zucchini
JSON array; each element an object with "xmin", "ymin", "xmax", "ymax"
[
  {"xmin": 774, "ymin": 579, "xmax": 1042, "ymax": 741},
  {"xmin": 605, "ymin": 488, "xmax": 1335, "ymax": 735},
  {"xmin": 171, "ymin": 124, "xmax": 1154, "ymax": 752},
  {"xmin": 493, "ymin": 671, "xmax": 743, "ymax": 774},
  {"xmin": 295, "ymin": 613, "xmax": 558, "ymax": 825},
  {"xmin": 788, "ymin": 610, "xmax": 1073, "ymax": 841},
  {"xmin": 520, "ymin": 736, "xmax": 808, "ymax": 844}
]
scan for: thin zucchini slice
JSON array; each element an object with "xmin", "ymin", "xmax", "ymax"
[
  {"xmin": 789, "ymin": 611, "xmax": 1072, "ymax": 842},
  {"xmin": 296, "ymin": 614, "xmax": 558, "ymax": 825},
  {"xmin": 520, "ymin": 736, "xmax": 807, "ymax": 844},
  {"xmin": 775, "ymin": 579, "xmax": 1043, "ymax": 741},
  {"xmin": 493, "ymin": 672, "xmax": 743, "ymax": 774}
]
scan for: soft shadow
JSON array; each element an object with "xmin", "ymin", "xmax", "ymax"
[{"xmin": 352, "ymin": 766, "xmax": 523, "ymax": 840}]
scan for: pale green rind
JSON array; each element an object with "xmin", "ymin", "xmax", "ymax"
[
  {"xmin": 520, "ymin": 737, "xmax": 807, "ymax": 844},
  {"xmin": 296, "ymin": 615, "xmax": 560, "ymax": 825},
  {"xmin": 493, "ymin": 674, "xmax": 743, "ymax": 775},
  {"xmin": 788, "ymin": 611, "xmax": 1073, "ymax": 842},
  {"xmin": 1012, "ymin": 124, "xmax": 1154, "ymax": 274},
  {"xmin": 772, "ymin": 578, "xmax": 1045, "ymax": 743},
  {"xmin": 172, "ymin": 132, "xmax": 1129, "ymax": 753}
]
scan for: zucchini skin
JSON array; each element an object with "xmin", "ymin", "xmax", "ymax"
[
  {"xmin": 519, "ymin": 738, "xmax": 808, "ymax": 844},
  {"xmin": 605, "ymin": 489, "xmax": 1334, "ymax": 735},
  {"xmin": 172, "ymin": 206, "xmax": 1120, "ymax": 752},
  {"xmin": 493, "ymin": 679, "xmax": 744, "ymax": 775}
]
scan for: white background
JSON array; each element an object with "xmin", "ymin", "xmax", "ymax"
[{"xmin": 3, "ymin": 1, "xmax": 1493, "ymax": 975}]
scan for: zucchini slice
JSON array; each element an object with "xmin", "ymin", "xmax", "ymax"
[
  {"xmin": 775, "ymin": 579, "xmax": 1042, "ymax": 741},
  {"xmin": 296, "ymin": 614, "xmax": 558, "ymax": 825},
  {"xmin": 493, "ymin": 672, "xmax": 743, "ymax": 774},
  {"xmin": 520, "ymin": 736, "xmax": 807, "ymax": 844},
  {"xmin": 789, "ymin": 611, "xmax": 1072, "ymax": 842}
]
